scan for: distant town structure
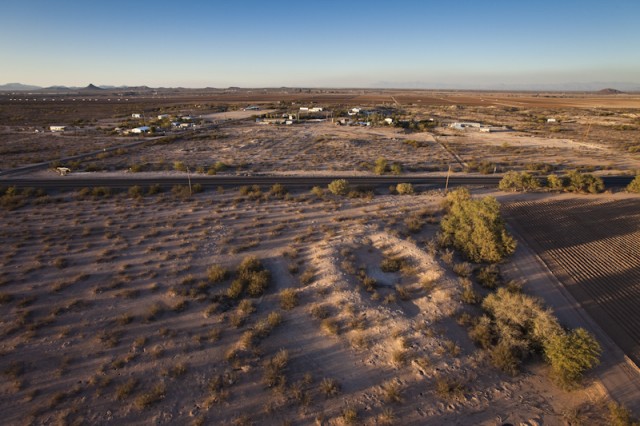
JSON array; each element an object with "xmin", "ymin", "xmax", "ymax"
[
  {"xmin": 130, "ymin": 126, "xmax": 150, "ymax": 134},
  {"xmin": 50, "ymin": 125, "xmax": 66, "ymax": 132},
  {"xmin": 157, "ymin": 114, "xmax": 169, "ymax": 120},
  {"xmin": 547, "ymin": 118, "xmax": 557, "ymax": 123},
  {"xmin": 132, "ymin": 113, "xmax": 142, "ymax": 118},
  {"xmin": 243, "ymin": 106, "xmax": 260, "ymax": 111}
]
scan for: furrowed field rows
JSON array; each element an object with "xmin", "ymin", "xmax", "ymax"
[{"xmin": 504, "ymin": 197, "xmax": 640, "ymax": 366}]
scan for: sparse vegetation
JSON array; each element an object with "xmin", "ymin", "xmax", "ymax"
[{"xmin": 440, "ymin": 188, "xmax": 516, "ymax": 263}]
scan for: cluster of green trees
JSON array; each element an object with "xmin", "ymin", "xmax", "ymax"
[
  {"xmin": 498, "ymin": 171, "xmax": 540, "ymax": 192},
  {"xmin": 475, "ymin": 288, "xmax": 600, "ymax": 388},
  {"xmin": 439, "ymin": 188, "xmax": 602, "ymax": 389},
  {"xmin": 499, "ymin": 170, "xmax": 604, "ymax": 194},
  {"xmin": 439, "ymin": 188, "xmax": 516, "ymax": 263}
]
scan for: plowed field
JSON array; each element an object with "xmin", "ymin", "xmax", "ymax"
[{"xmin": 504, "ymin": 197, "xmax": 640, "ymax": 366}]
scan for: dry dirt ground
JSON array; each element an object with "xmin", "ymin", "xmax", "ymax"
[
  {"xmin": 2, "ymin": 90, "xmax": 640, "ymax": 175},
  {"xmin": 0, "ymin": 187, "xmax": 615, "ymax": 425}
]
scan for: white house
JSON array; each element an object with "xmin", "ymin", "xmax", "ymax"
[
  {"xmin": 309, "ymin": 107, "xmax": 323, "ymax": 112},
  {"xmin": 132, "ymin": 113, "xmax": 142, "ymax": 118},
  {"xmin": 547, "ymin": 118, "xmax": 557, "ymax": 123},
  {"xmin": 348, "ymin": 107, "xmax": 361, "ymax": 116},
  {"xmin": 130, "ymin": 126, "xmax": 150, "ymax": 134},
  {"xmin": 158, "ymin": 114, "xmax": 169, "ymax": 120},
  {"xmin": 299, "ymin": 107, "xmax": 309, "ymax": 111},
  {"xmin": 50, "ymin": 125, "xmax": 66, "ymax": 132},
  {"xmin": 384, "ymin": 118, "xmax": 393, "ymax": 125}
]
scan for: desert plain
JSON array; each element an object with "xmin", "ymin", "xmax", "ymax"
[{"xmin": 1, "ymin": 88, "xmax": 639, "ymax": 425}]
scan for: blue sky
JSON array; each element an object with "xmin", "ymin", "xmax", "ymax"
[{"xmin": 1, "ymin": 0, "xmax": 639, "ymax": 88}]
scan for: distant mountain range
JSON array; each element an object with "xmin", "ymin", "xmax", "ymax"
[
  {"xmin": 1, "ymin": 81, "xmax": 639, "ymax": 92},
  {"xmin": 0, "ymin": 83, "xmax": 139, "ymax": 91}
]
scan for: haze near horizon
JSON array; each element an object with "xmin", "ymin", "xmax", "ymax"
[{"xmin": 1, "ymin": 0, "xmax": 639, "ymax": 89}]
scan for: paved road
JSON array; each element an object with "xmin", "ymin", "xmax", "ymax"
[
  {"xmin": 0, "ymin": 175, "xmax": 633, "ymax": 190},
  {"xmin": 502, "ymin": 221, "xmax": 640, "ymax": 416}
]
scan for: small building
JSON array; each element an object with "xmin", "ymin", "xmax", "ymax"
[
  {"xmin": 243, "ymin": 106, "xmax": 260, "ymax": 111},
  {"xmin": 299, "ymin": 107, "xmax": 309, "ymax": 112},
  {"xmin": 348, "ymin": 107, "xmax": 361, "ymax": 116},
  {"xmin": 130, "ymin": 126, "xmax": 150, "ymax": 134},
  {"xmin": 450, "ymin": 122, "xmax": 481, "ymax": 130},
  {"xmin": 309, "ymin": 107, "xmax": 323, "ymax": 112},
  {"xmin": 132, "ymin": 113, "xmax": 142, "ymax": 118},
  {"xmin": 157, "ymin": 114, "xmax": 169, "ymax": 120},
  {"xmin": 384, "ymin": 118, "xmax": 393, "ymax": 125},
  {"xmin": 547, "ymin": 118, "xmax": 557, "ymax": 123},
  {"xmin": 50, "ymin": 125, "xmax": 66, "ymax": 132}
]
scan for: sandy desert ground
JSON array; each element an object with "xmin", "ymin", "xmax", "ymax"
[
  {"xmin": 0, "ymin": 185, "xmax": 623, "ymax": 425},
  {"xmin": 1, "ymin": 90, "xmax": 639, "ymax": 425}
]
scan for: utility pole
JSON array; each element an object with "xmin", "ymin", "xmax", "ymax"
[
  {"xmin": 445, "ymin": 164, "xmax": 452, "ymax": 194},
  {"xmin": 187, "ymin": 167, "xmax": 192, "ymax": 196}
]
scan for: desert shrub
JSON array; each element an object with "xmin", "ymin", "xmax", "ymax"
[
  {"xmin": 263, "ymin": 349, "xmax": 289, "ymax": 389},
  {"xmin": 342, "ymin": 405, "xmax": 359, "ymax": 424},
  {"xmin": 319, "ymin": 378, "xmax": 340, "ymax": 397},
  {"xmin": 499, "ymin": 171, "xmax": 540, "ymax": 192},
  {"xmin": 134, "ymin": 382, "xmax": 166, "ymax": 409},
  {"xmin": 328, "ymin": 179, "xmax": 349, "ymax": 196},
  {"xmin": 381, "ymin": 256, "xmax": 404, "ymax": 272},
  {"xmin": 382, "ymin": 380, "xmax": 403, "ymax": 403},
  {"xmin": 173, "ymin": 161, "xmax": 187, "ymax": 172},
  {"xmin": 390, "ymin": 162, "xmax": 403, "ymax": 175},
  {"xmin": 490, "ymin": 340, "xmax": 522, "ymax": 376},
  {"xmin": 269, "ymin": 183, "xmax": 287, "ymax": 198},
  {"xmin": 374, "ymin": 157, "xmax": 389, "ymax": 175},
  {"xmin": 544, "ymin": 328, "xmax": 601, "ymax": 389},
  {"xmin": 566, "ymin": 170, "xmax": 604, "ymax": 194},
  {"xmin": 482, "ymin": 287, "xmax": 600, "ymax": 384},
  {"xmin": 440, "ymin": 188, "xmax": 516, "ymax": 263},
  {"xmin": 626, "ymin": 175, "xmax": 640, "ymax": 193},
  {"xmin": 607, "ymin": 402, "xmax": 639, "ymax": 426},
  {"xmin": 468, "ymin": 315, "xmax": 495, "ymax": 349},
  {"xmin": 128, "ymin": 185, "xmax": 144, "ymax": 198},
  {"xmin": 267, "ymin": 311, "xmax": 282, "ymax": 327},
  {"xmin": 395, "ymin": 183, "xmax": 414, "ymax": 195},
  {"xmin": 147, "ymin": 184, "xmax": 162, "ymax": 195},
  {"xmin": 116, "ymin": 378, "xmax": 138, "ymax": 400},
  {"xmin": 395, "ymin": 285, "xmax": 411, "ymax": 301},
  {"xmin": 460, "ymin": 279, "xmax": 479, "ymax": 304},
  {"xmin": 310, "ymin": 186, "xmax": 324, "ymax": 197},
  {"xmin": 53, "ymin": 257, "xmax": 69, "ymax": 269},
  {"xmin": 227, "ymin": 279, "xmax": 244, "ymax": 299},
  {"xmin": 299, "ymin": 269, "xmax": 315, "ymax": 285},
  {"xmin": 171, "ymin": 185, "xmax": 192, "ymax": 199},
  {"xmin": 238, "ymin": 299, "xmax": 255, "ymax": 314},
  {"xmin": 321, "ymin": 318, "xmax": 339, "ymax": 335},
  {"xmin": 207, "ymin": 265, "xmax": 228, "ymax": 283},
  {"xmin": 434, "ymin": 376, "xmax": 465, "ymax": 400},
  {"xmin": 279, "ymin": 288, "xmax": 298, "ymax": 310},
  {"xmin": 92, "ymin": 186, "xmax": 112, "ymax": 197},
  {"xmin": 546, "ymin": 174, "xmax": 565, "ymax": 190},
  {"xmin": 228, "ymin": 257, "xmax": 271, "ymax": 298},
  {"xmin": 476, "ymin": 264, "xmax": 500, "ymax": 289},
  {"xmin": 192, "ymin": 183, "xmax": 204, "ymax": 193},
  {"xmin": 452, "ymin": 262, "xmax": 472, "ymax": 277},
  {"xmin": 310, "ymin": 304, "xmax": 330, "ymax": 319},
  {"xmin": 404, "ymin": 214, "xmax": 424, "ymax": 233}
]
